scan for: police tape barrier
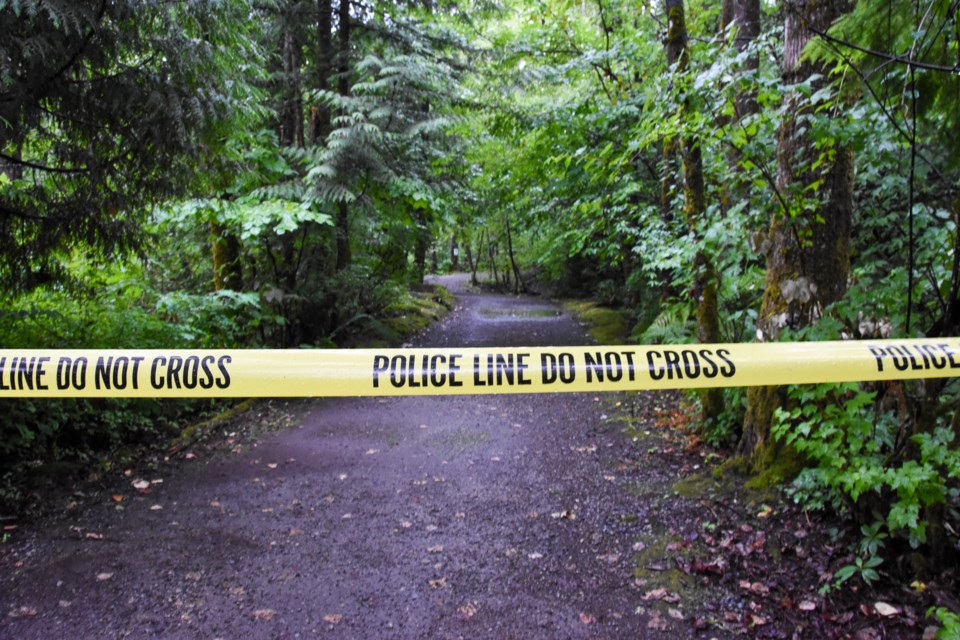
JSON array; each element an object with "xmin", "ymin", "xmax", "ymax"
[{"xmin": 1, "ymin": 339, "xmax": 960, "ymax": 398}]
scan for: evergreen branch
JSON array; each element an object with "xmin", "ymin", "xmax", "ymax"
[
  {"xmin": 0, "ymin": 152, "xmax": 88, "ymax": 174},
  {"xmin": 805, "ymin": 25, "xmax": 960, "ymax": 75}
]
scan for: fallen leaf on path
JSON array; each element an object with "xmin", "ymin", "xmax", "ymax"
[
  {"xmin": 457, "ymin": 602, "xmax": 478, "ymax": 620},
  {"xmin": 551, "ymin": 510, "xmax": 575, "ymax": 520},
  {"xmin": 149, "ymin": 504, "xmax": 162, "ymax": 511},
  {"xmin": 597, "ymin": 553, "xmax": 620, "ymax": 564},
  {"xmin": 798, "ymin": 600, "xmax": 817, "ymax": 611},
  {"xmin": 111, "ymin": 494, "xmax": 124, "ymax": 503},
  {"xmin": 210, "ymin": 500, "xmax": 221, "ymax": 508},
  {"xmin": 528, "ymin": 552, "xmax": 543, "ymax": 560},
  {"xmin": 365, "ymin": 449, "xmax": 379, "ymax": 455},
  {"xmin": 571, "ymin": 445, "xmax": 597, "ymax": 453},
  {"xmin": 739, "ymin": 580, "xmax": 770, "ymax": 595},
  {"xmin": 668, "ymin": 608, "xmax": 684, "ymax": 620},
  {"xmin": 252, "ymin": 608, "xmax": 276, "ymax": 620},
  {"xmin": 337, "ymin": 474, "xmax": 348, "ymax": 481},
  {"xmin": 323, "ymin": 613, "xmax": 343, "ymax": 624},
  {"xmin": 131, "ymin": 479, "xmax": 150, "ymax": 490},
  {"xmin": 642, "ymin": 588, "xmax": 669, "ymax": 601},
  {"xmin": 266, "ymin": 463, "xmax": 278, "ymax": 469},
  {"xmin": 427, "ymin": 545, "xmax": 444, "ymax": 553},
  {"xmin": 84, "ymin": 532, "xmax": 104, "ymax": 540},
  {"xmin": 874, "ymin": 602, "xmax": 900, "ymax": 617},
  {"xmin": 96, "ymin": 572, "xmax": 113, "ymax": 581},
  {"xmin": 579, "ymin": 612, "xmax": 595, "ymax": 624},
  {"xmin": 750, "ymin": 614, "xmax": 767, "ymax": 626},
  {"xmin": 7, "ymin": 606, "xmax": 37, "ymax": 618},
  {"xmin": 646, "ymin": 610, "xmax": 667, "ymax": 630},
  {"xmin": 399, "ymin": 520, "xmax": 412, "ymax": 529},
  {"xmin": 186, "ymin": 572, "xmax": 202, "ymax": 581},
  {"xmin": 428, "ymin": 577, "xmax": 447, "ymax": 589}
]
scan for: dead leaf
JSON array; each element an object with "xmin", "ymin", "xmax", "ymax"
[
  {"xmin": 874, "ymin": 602, "xmax": 900, "ymax": 617},
  {"xmin": 266, "ymin": 463, "xmax": 278, "ymax": 469},
  {"xmin": 646, "ymin": 610, "xmax": 667, "ymax": 630},
  {"xmin": 739, "ymin": 580, "xmax": 770, "ymax": 595},
  {"xmin": 527, "ymin": 552, "xmax": 543, "ymax": 560},
  {"xmin": 427, "ymin": 545, "xmax": 444, "ymax": 554},
  {"xmin": 84, "ymin": 532, "xmax": 104, "ymax": 541},
  {"xmin": 579, "ymin": 612, "xmax": 595, "ymax": 624},
  {"xmin": 111, "ymin": 494, "xmax": 124, "ymax": 503},
  {"xmin": 7, "ymin": 606, "xmax": 38, "ymax": 619},
  {"xmin": 186, "ymin": 571, "xmax": 202, "ymax": 581},
  {"xmin": 643, "ymin": 588, "xmax": 668, "ymax": 601},
  {"xmin": 131, "ymin": 479, "xmax": 150, "ymax": 490},
  {"xmin": 96, "ymin": 572, "xmax": 113, "ymax": 581},
  {"xmin": 149, "ymin": 504, "xmax": 162, "ymax": 511},
  {"xmin": 323, "ymin": 613, "xmax": 343, "ymax": 624},
  {"xmin": 252, "ymin": 608, "xmax": 276, "ymax": 620},
  {"xmin": 597, "ymin": 553, "xmax": 620, "ymax": 564},
  {"xmin": 798, "ymin": 600, "xmax": 817, "ymax": 611},
  {"xmin": 365, "ymin": 449, "xmax": 379, "ymax": 455},
  {"xmin": 428, "ymin": 577, "xmax": 447, "ymax": 589},
  {"xmin": 457, "ymin": 602, "xmax": 478, "ymax": 620},
  {"xmin": 668, "ymin": 608, "xmax": 684, "ymax": 620},
  {"xmin": 750, "ymin": 614, "xmax": 767, "ymax": 626}
]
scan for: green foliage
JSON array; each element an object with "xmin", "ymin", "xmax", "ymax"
[
  {"xmin": 928, "ymin": 607, "xmax": 960, "ymax": 639},
  {"xmin": 0, "ymin": 0, "xmax": 260, "ymax": 293},
  {"xmin": 774, "ymin": 381, "xmax": 960, "ymax": 552}
]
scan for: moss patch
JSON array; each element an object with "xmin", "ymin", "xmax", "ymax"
[
  {"xmin": 379, "ymin": 284, "xmax": 454, "ymax": 343},
  {"xmin": 563, "ymin": 300, "xmax": 630, "ymax": 345}
]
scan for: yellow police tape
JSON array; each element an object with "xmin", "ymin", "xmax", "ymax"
[{"xmin": 1, "ymin": 338, "xmax": 959, "ymax": 398}]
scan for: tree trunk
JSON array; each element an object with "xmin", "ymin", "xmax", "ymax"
[
  {"xmin": 666, "ymin": 0, "xmax": 723, "ymax": 424},
  {"xmin": 310, "ymin": 0, "xmax": 333, "ymax": 145},
  {"xmin": 334, "ymin": 0, "xmax": 352, "ymax": 271},
  {"xmin": 739, "ymin": 0, "xmax": 854, "ymax": 466},
  {"xmin": 279, "ymin": 12, "xmax": 304, "ymax": 148},
  {"xmin": 731, "ymin": 0, "xmax": 760, "ymax": 122},
  {"xmin": 504, "ymin": 214, "xmax": 524, "ymax": 294},
  {"xmin": 211, "ymin": 219, "xmax": 242, "ymax": 291}
]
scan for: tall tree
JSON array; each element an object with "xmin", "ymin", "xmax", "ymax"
[
  {"xmin": 0, "ymin": 0, "xmax": 243, "ymax": 293},
  {"xmin": 665, "ymin": 0, "xmax": 723, "ymax": 424},
  {"xmin": 335, "ymin": 0, "xmax": 353, "ymax": 270},
  {"xmin": 739, "ymin": 0, "xmax": 855, "ymax": 466}
]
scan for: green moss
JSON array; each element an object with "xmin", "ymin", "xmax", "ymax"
[
  {"xmin": 744, "ymin": 442, "xmax": 804, "ymax": 490},
  {"xmin": 379, "ymin": 284, "xmax": 454, "ymax": 342},
  {"xmin": 169, "ymin": 398, "xmax": 257, "ymax": 453},
  {"xmin": 563, "ymin": 300, "xmax": 630, "ymax": 345}
]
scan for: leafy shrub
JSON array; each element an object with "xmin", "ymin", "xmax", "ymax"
[{"xmin": 773, "ymin": 381, "xmax": 960, "ymax": 568}]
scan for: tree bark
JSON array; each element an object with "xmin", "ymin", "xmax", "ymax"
[
  {"xmin": 310, "ymin": 0, "xmax": 333, "ymax": 145},
  {"xmin": 665, "ymin": 0, "xmax": 723, "ymax": 424},
  {"xmin": 334, "ymin": 0, "xmax": 352, "ymax": 271},
  {"xmin": 739, "ymin": 0, "xmax": 854, "ymax": 465},
  {"xmin": 211, "ymin": 218, "xmax": 242, "ymax": 291}
]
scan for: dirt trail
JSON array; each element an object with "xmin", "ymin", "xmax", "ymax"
[{"xmin": 1, "ymin": 276, "xmax": 712, "ymax": 639}]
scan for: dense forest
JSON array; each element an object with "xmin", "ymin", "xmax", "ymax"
[{"xmin": 2, "ymin": 0, "xmax": 959, "ymax": 631}]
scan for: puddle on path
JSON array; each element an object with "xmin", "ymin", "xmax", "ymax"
[{"xmin": 477, "ymin": 307, "xmax": 562, "ymax": 319}]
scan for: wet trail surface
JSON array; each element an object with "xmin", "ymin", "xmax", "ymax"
[{"xmin": 1, "ymin": 276, "xmax": 702, "ymax": 639}]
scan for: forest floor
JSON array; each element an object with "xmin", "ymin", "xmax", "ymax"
[{"xmin": 0, "ymin": 275, "xmax": 947, "ymax": 639}]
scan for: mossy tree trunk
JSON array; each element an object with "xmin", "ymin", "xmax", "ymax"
[
  {"xmin": 665, "ymin": 0, "xmax": 723, "ymax": 425},
  {"xmin": 739, "ymin": 0, "xmax": 854, "ymax": 467},
  {"xmin": 211, "ymin": 219, "xmax": 242, "ymax": 291}
]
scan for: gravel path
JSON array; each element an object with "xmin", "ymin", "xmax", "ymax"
[{"xmin": 1, "ymin": 275, "xmax": 698, "ymax": 639}]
